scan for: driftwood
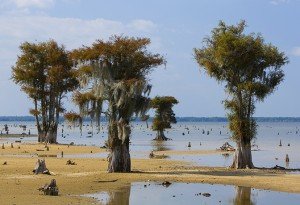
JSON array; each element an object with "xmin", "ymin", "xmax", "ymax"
[
  {"xmin": 33, "ymin": 159, "xmax": 50, "ymax": 175},
  {"xmin": 94, "ymin": 179, "xmax": 118, "ymax": 183},
  {"xmin": 38, "ymin": 154, "xmax": 57, "ymax": 158},
  {"xmin": 38, "ymin": 179, "xmax": 59, "ymax": 196}
]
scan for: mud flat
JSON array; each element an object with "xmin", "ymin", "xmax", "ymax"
[{"xmin": 1, "ymin": 143, "xmax": 300, "ymax": 204}]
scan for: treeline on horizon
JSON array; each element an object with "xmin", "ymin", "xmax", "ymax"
[{"xmin": 1, "ymin": 116, "xmax": 300, "ymax": 122}]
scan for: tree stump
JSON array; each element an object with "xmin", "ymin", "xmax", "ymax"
[
  {"xmin": 286, "ymin": 154, "xmax": 290, "ymax": 162},
  {"xmin": 38, "ymin": 179, "xmax": 59, "ymax": 196},
  {"xmin": 33, "ymin": 159, "xmax": 50, "ymax": 175},
  {"xmin": 66, "ymin": 160, "xmax": 76, "ymax": 165}
]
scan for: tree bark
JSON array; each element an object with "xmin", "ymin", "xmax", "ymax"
[
  {"xmin": 107, "ymin": 116, "xmax": 131, "ymax": 173},
  {"xmin": 108, "ymin": 142, "xmax": 131, "ymax": 173},
  {"xmin": 47, "ymin": 124, "xmax": 58, "ymax": 144},
  {"xmin": 231, "ymin": 139, "xmax": 254, "ymax": 169},
  {"xmin": 38, "ymin": 130, "xmax": 47, "ymax": 143}
]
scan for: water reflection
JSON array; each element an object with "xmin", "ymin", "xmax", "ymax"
[
  {"xmin": 151, "ymin": 141, "xmax": 171, "ymax": 152},
  {"xmin": 107, "ymin": 184, "xmax": 131, "ymax": 205},
  {"xmin": 233, "ymin": 186, "xmax": 255, "ymax": 205},
  {"xmin": 86, "ymin": 182, "xmax": 300, "ymax": 205}
]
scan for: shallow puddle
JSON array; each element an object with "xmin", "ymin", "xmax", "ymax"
[{"xmin": 84, "ymin": 182, "xmax": 300, "ymax": 205}]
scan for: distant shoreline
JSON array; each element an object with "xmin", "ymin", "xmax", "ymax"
[{"xmin": 1, "ymin": 116, "xmax": 300, "ymax": 122}]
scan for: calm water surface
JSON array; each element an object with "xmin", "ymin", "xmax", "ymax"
[
  {"xmin": 1, "ymin": 121, "xmax": 300, "ymax": 168},
  {"xmin": 85, "ymin": 182, "xmax": 300, "ymax": 205}
]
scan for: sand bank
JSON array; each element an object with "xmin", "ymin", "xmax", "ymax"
[
  {"xmin": 0, "ymin": 143, "xmax": 106, "ymax": 156},
  {"xmin": 0, "ymin": 144, "xmax": 300, "ymax": 204}
]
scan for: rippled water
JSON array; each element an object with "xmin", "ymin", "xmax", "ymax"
[
  {"xmin": 1, "ymin": 121, "xmax": 300, "ymax": 168},
  {"xmin": 85, "ymin": 182, "xmax": 300, "ymax": 205}
]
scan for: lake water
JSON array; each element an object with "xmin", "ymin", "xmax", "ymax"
[
  {"xmin": 85, "ymin": 182, "xmax": 300, "ymax": 205},
  {"xmin": 1, "ymin": 121, "xmax": 300, "ymax": 169},
  {"xmin": 1, "ymin": 121, "xmax": 300, "ymax": 204}
]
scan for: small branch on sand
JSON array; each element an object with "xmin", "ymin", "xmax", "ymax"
[{"xmin": 93, "ymin": 179, "xmax": 118, "ymax": 183}]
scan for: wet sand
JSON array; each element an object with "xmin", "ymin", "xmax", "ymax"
[
  {"xmin": 1, "ymin": 143, "xmax": 300, "ymax": 204},
  {"xmin": 0, "ymin": 143, "xmax": 106, "ymax": 156},
  {"xmin": 153, "ymin": 149, "xmax": 233, "ymax": 156}
]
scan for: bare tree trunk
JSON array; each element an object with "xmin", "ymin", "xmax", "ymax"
[
  {"xmin": 38, "ymin": 130, "xmax": 47, "ymax": 143},
  {"xmin": 231, "ymin": 139, "xmax": 254, "ymax": 169},
  {"xmin": 233, "ymin": 186, "xmax": 254, "ymax": 205},
  {"xmin": 154, "ymin": 130, "xmax": 169, "ymax": 141},
  {"xmin": 47, "ymin": 124, "xmax": 58, "ymax": 144},
  {"xmin": 107, "ymin": 118, "xmax": 131, "ymax": 173},
  {"xmin": 108, "ymin": 142, "xmax": 131, "ymax": 172}
]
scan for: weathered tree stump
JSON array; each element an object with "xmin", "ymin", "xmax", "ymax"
[
  {"xmin": 38, "ymin": 179, "xmax": 59, "ymax": 196},
  {"xmin": 33, "ymin": 159, "xmax": 50, "ymax": 175},
  {"xmin": 66, "ymin": 160, "xmax": 76, "ymax": 165}
]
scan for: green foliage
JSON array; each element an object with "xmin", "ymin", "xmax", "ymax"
[
  {"xmin": 70, "ymin": 35, "xmax": 165, "ymax": 149},
  {"xmin": 64, "ymin": 112, "xmax": 82, "ymax": 128},
  {"xmin": 194, "ymin": 20, "xmax": 288, "ymax": 142},
  {"xmin": 151, "ymin": 96, "xmax": 178, "ymax": 132},
  {"xmin": 12, "ymin": 40, "xmax": 79, "ymax": 140}
]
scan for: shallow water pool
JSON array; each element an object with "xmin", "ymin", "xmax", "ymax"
[{"xmin": 85, "ymin": 182, "xmax": 300, "ymax": 205}]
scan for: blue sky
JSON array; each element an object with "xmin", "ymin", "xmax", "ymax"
[{"xmin": 0, "ymin": 0, "xmax": 300, "ymax": 117}]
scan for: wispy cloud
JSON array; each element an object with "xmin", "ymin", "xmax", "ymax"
[
  {"xmin": 291, "ymin": 47, "xmax": 300, "ymax": 56},
  {"xmin": 0, "ymin": 14, "xmax": 160, "ymax": 76},
  {"xmin": 0, "ymin": 16, "xmax": 158, "ymax": 49},
  {"xmin": 270, "ymin": 0, "xmax": 290, "ymax": 5},
  {"xmin": 8, "ymin": 0, "xmax": 54, "ymax": 8},
  {"xmin": 128, "ymin": 20, "xmax": 157, "ymax": 32}
]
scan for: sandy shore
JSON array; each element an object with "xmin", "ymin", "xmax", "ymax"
[
  {"xmin": 153, "ymin": 149, "xmax": 233, "ymax": 156},
  {"xmin": 0, "ymin": 143, "xmax": 300, "ymax": 204},
  {"xmin": 0, "ymin": 142, "xmax": 106, "ymax": 156}
]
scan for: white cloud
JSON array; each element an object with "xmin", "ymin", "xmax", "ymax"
[
  {"xmin": 8, "ymin": 0, "xmax": 54, "ymax": 8},
  {"xmin": 0, "ymin": 15, "xmax": 158, "ymax": 50},
  {"xmin": 291, "ymin": 47, "xmax": 300, "ymax": 56},
  {"xmin": 270, "ymin": 0, "xmax": 289, "ymax": 5},
  {"xmin": 0, "ymin": 14, "xmax": 160, "ymax": 81},
  {"xmin": 0, "ymin": 12, "xmax": 162, "ymax": 115}
]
